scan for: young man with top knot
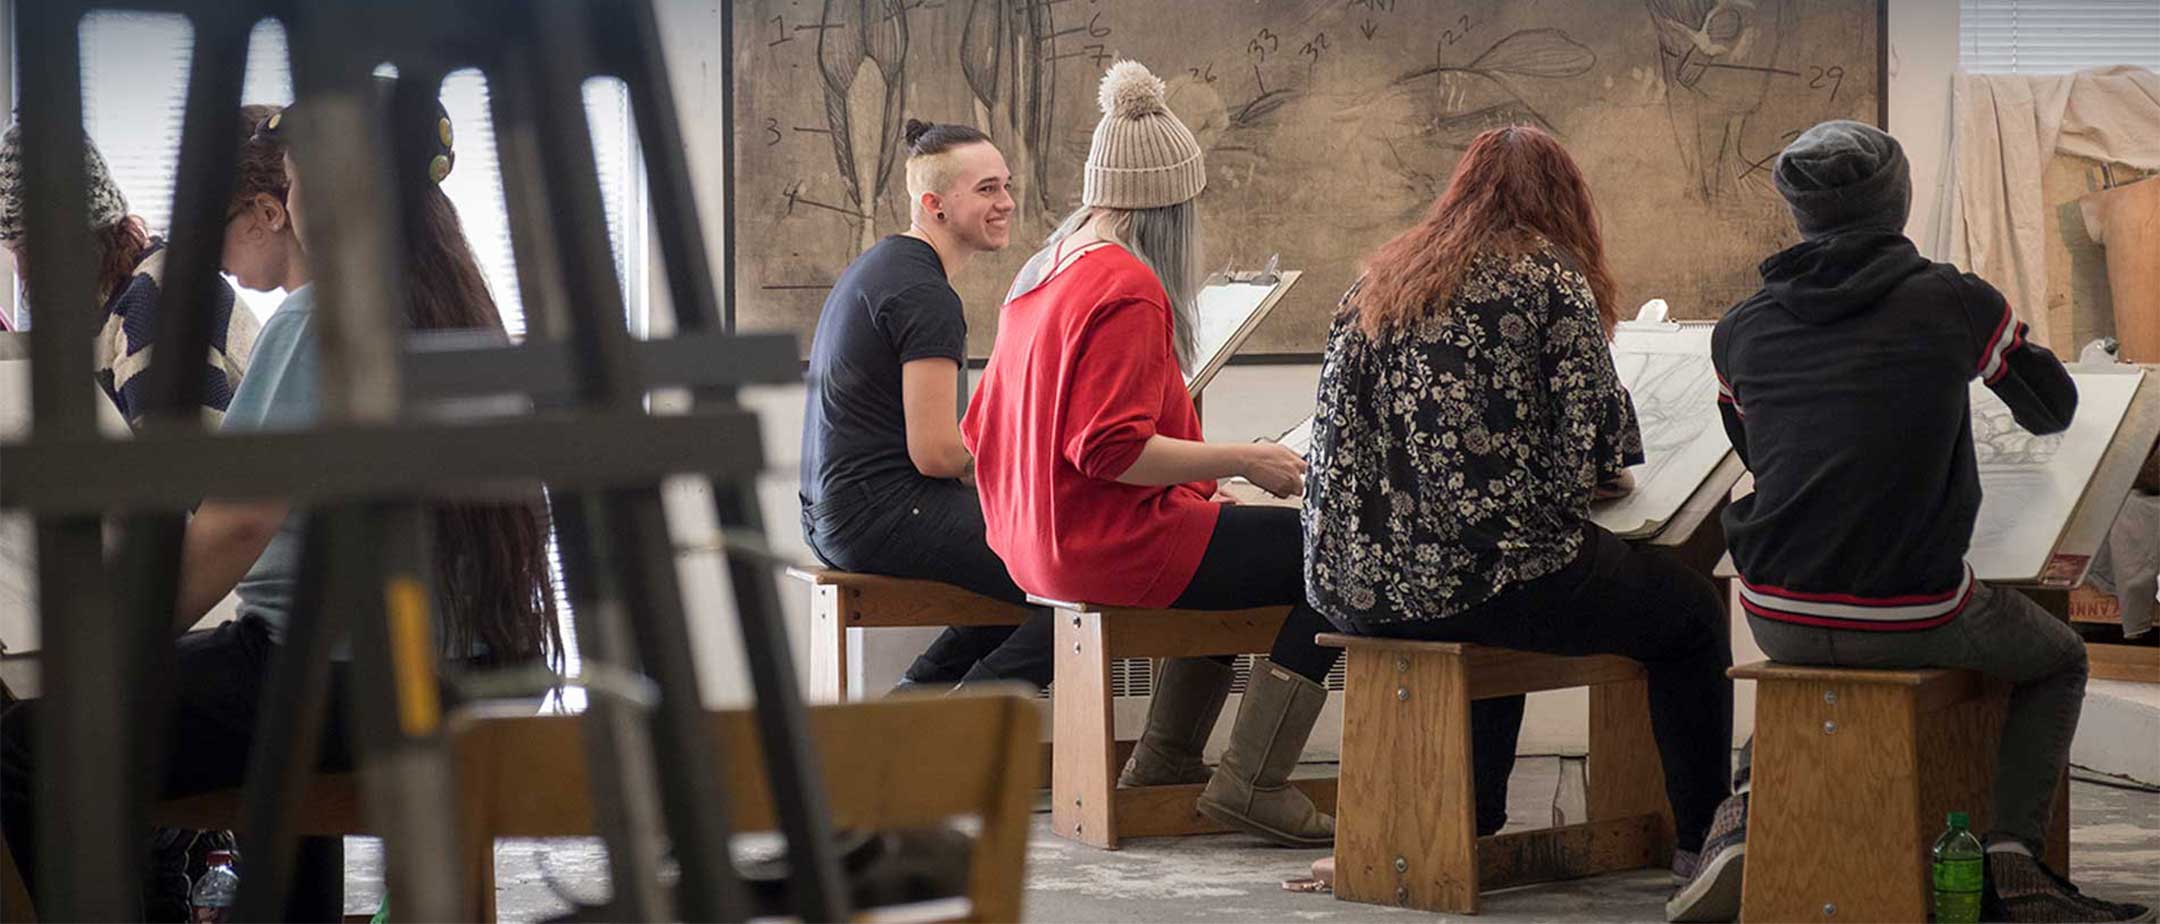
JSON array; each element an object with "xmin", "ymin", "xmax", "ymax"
[{"xmin": 798, "ymin": 119, "xmax": 1054, "ymax": 691}]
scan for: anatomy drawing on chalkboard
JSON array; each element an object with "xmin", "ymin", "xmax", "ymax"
[
  {"xmin": 732, "ymin": 0, "xmax": 1883, "ymax": 357},
  {"xmin": 959, "ymin": 0, "xmax": 1059, "ymax": 220},
  {"xmin": 817, "ymin": 0, "xmax": 911, "ymax": 252},
  {"xmin": 1644, "ymin": 0, "xmax": 1792, "ymax": 200},
  {"xmin": 1393, "ymin": 28, "xmax": 1598, "ymax": 140}
]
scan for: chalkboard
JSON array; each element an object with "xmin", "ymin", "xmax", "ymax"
[{"xmin": 729, "ymin": 0, "xmax": 1885, "ymax": 358}]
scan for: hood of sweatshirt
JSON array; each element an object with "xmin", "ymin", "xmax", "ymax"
[{"xmin": 1757, "ymin": 230, "xmax": 1932, "ymax": 324}]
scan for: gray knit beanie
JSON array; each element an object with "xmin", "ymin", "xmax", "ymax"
[
  {"xmin": 1773, "ymin": 120, "xmax": 1911, "ymax": 240},
  {"xmin": 0, "ymin": 122, "xmax": 132, "ymax": 243},
  {"xmin": 1083, "ymin": 61, "xmax": 1206, "ymax": 210}
]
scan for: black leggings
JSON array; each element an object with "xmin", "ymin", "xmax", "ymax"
[{"xmin": 1170, "ymin": 504, "xmax": 1340, "ymax": 684}]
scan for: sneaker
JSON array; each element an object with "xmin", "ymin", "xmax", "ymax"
[
  {"xmin": 1667, "ymin": 791, "xmax": 1748, "ymax": 923},
  {"xmin": 1985, "ymin": 850, "xmax": 2155, "ymax": 923}
]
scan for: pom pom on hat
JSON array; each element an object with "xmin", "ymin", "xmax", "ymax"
[
  {"xmin": 1082, "ymin": 59, "xmax": 1205, "ymax": 209},
  {"xmin": 1098, "ymin": 60, "xmax": 1168, "ymax": 119}
]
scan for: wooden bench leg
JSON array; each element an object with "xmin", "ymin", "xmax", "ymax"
[
  {"xmin": 1744, "ymin": 678, "xmax": 1936, "ymax": 923},
  {"xmin": 1587, "ymin": 676, "xmax": 1674, "ymax": 863},
  {"xmin": 1334, "ymin": 646, "xmax": 1479, "ymax": 913},
  {"xmin": 1052, "ymin": 610, "xmax": 1119, "ymax": 848},
  {"xmin": 807, "ymin": 583, "xmax": 850, "ymax": 702},
  {"xmin": 464, "ymin": 840, "xmax": 497, "ymax": 924}
]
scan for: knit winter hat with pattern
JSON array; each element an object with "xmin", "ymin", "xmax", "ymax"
[
  {"xmin": 1082, "ymin": 61, "xmax": 1206, "ymax": 210},
  {"xmin": 0, "ymin": 123, "xmax": 132, "ymax": 242}
]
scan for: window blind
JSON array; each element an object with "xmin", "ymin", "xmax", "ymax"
[
  {"xmin": 1960, "ymin": 0, "xmax": 2160, "ymax": 73},
  {"xmin": 72, "ymin": 14, "xmax": 647, "ymax": 336},
  {"xmin": 67, "ymin": 13, "xmax": 655, "ymax": 692}
]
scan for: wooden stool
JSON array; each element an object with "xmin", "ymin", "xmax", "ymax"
[
  {"xmin": 1317, "ymin": 633, "xmax": 1672, "ymax": 915},
  {"xmin": 1033, "ymin": 596, "xmax": 1337, "ymax": 849},
  {"xmin": 453, "ymin": 692, "xmax": 1039, "ymax": 923},
  {"xmin": 786, "ymin": 568, "xmax": 1030, "ymax": 702},
  {"xmin": 1732, "ymin": 662, "xmax": 2070, "ymax": 923}
]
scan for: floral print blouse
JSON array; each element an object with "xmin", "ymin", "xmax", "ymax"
[{"xmin": 1303, "ymin": 244, "xmax": 1643, "ymax": 626}]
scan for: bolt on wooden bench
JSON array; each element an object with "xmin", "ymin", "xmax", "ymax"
[
  {"xmin": 1033, "ymin": 596, "xmax": 1338, "ymax": 849},
  {"xmin": 1316, "ymin": 633, "xmax": 1672, "ymax": 915},
  {"xmin": 1731, "ymin": 661, "xmax": 2069, "ymax": 924},
  {"xmin": 786, "ymin": 568, "xmax": 1031, "ymax": 702}
]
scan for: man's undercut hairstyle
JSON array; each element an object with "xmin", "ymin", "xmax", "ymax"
[{"xmin": 903, "ymin": 118, "xmax": 993, "ymax": 209}]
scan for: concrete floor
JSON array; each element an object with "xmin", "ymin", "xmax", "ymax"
[{"xmin": 342, "ymin": 756, "xmax": 2160, "ymax": 922}]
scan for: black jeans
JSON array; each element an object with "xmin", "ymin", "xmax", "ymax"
[
  {"xmin": 1337, "ymin": 525, "xmax": 1733, "ymax": 851},
  {"xmin": 1171, "ymin": 504, "xmax": 1341, "ymax": 685},
  {"xmin": 0, "ymin": 616, "xmax": 353, "ymax": 921},
  {"xmin": 803, "ymin": 477, "xmax": 1053, "ymax": 689}
]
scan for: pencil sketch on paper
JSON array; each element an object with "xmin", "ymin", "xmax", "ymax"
[
  {"xmin": 1591, "ymin": 323, "xmax": 1731, "ymax": 538},
  {"xmin": 1968, "ymin": 371, "xmax": 2141, "ymax": 581}
]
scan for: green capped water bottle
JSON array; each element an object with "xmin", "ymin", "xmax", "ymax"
[{"xmin": 1932, "ymin": 811, "xmax": 1985, "ymax": 923}]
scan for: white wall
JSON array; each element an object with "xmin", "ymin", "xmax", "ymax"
[{"xmin": 1892, "ymin": 0, "xmax": 1964, "ymax": 253}]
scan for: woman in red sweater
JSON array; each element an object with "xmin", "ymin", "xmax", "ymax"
[{"xmin": 964, "ymin": 61, "xmax": 1338, "ymax": 847}]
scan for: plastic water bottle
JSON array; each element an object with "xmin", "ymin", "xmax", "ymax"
[
  {"xmin": 188, "ymin": 849, "xmax": 239, "ymax": 924},
  {"xmin": 1932, "ymin": 812, "xmax": 1984, "ymax": 924}
]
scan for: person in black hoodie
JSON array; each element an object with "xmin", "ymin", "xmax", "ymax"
[{"xmin": 1708, "ymin": 121, "xmax": 2149, "ymax": 924}]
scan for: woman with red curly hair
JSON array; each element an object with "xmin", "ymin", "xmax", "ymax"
[{"xmin": 1303, "ymin": 126, "xmax": 1738, "ymax": 921}]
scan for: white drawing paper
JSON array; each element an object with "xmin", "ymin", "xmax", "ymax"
[
  {"xmin": 1592, "ymin": 322, "xmax": 1732, "ymax": 538},
  {"xmin": 1275, "ymin": 415, "xmax": 1314, "ymax": 457},
  {"xmin": 1186, "ymin": 277, "xmax": 1290, "ymax": 395},
  {"xmin": 1969, "ymin": 369, "xmax": 2143, "ymax": 581}
]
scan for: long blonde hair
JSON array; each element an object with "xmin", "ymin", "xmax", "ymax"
[{"xmin": 1009, "ymin": 202, "xmax": 1201, "ymax": 370}]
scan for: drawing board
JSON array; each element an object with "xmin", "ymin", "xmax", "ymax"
[
  {"xmin": 730, "ymin": 0, "xmax": 1884, "ymax": 357},
  {"xmin": 1187, "ymin": 270, "xmax": 1300, "ymax": 398},
  {"xmin": 1597, "ymin": 321, "xmax": 1731, "ymax": 538},
  {"xmin": 1971, "ymin": 368, "xmax": 2144, "ymax": 582}
]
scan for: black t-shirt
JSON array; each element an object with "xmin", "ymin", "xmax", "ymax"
[{"xmin": 800, "ymin": 236, "xmax": 967, "ymax": 509}]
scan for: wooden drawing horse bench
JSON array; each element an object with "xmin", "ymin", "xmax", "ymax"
[
  {"xmin": 1031, "ymin": 595, "xmax": 1339, "ymax": 850},
  {"xmin": 785, "ymin": 568, "xmax": 1030, "ymax": 702},
  {"xmin": 1731, "ymin": 661, "xmax": 2069, "ymax": 923},
  {"xmin": 1317, "ymin": 633, "xmax": 1672, "ymax": 915}
]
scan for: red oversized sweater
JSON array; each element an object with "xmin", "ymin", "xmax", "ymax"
[{"xmin": 963, "ymin": 246, "xmax": 1220, "ymax": 607}]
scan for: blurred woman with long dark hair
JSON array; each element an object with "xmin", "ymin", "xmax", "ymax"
[{"xmin": 1, "ymin": 83, "xmax": 562, "ymax": 919}]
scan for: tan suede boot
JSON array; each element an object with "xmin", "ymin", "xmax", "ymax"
[
  {"xmin": 1117, "ymin": 657, "xmax": 1234, "ymax": 787},
  {"xmin": 1196, "ymin": 659, "xmax": 1333, "ymax": 847}
]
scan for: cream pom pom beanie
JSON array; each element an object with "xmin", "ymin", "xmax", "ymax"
[{"xmin": 1082, "ymin": 60, "xmax": 1206, "ymax": 209}]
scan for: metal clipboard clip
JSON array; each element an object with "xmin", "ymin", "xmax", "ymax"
[{"xmin": 1217, "ymin": 253, "xmax": 1281, "ymax": 286}]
